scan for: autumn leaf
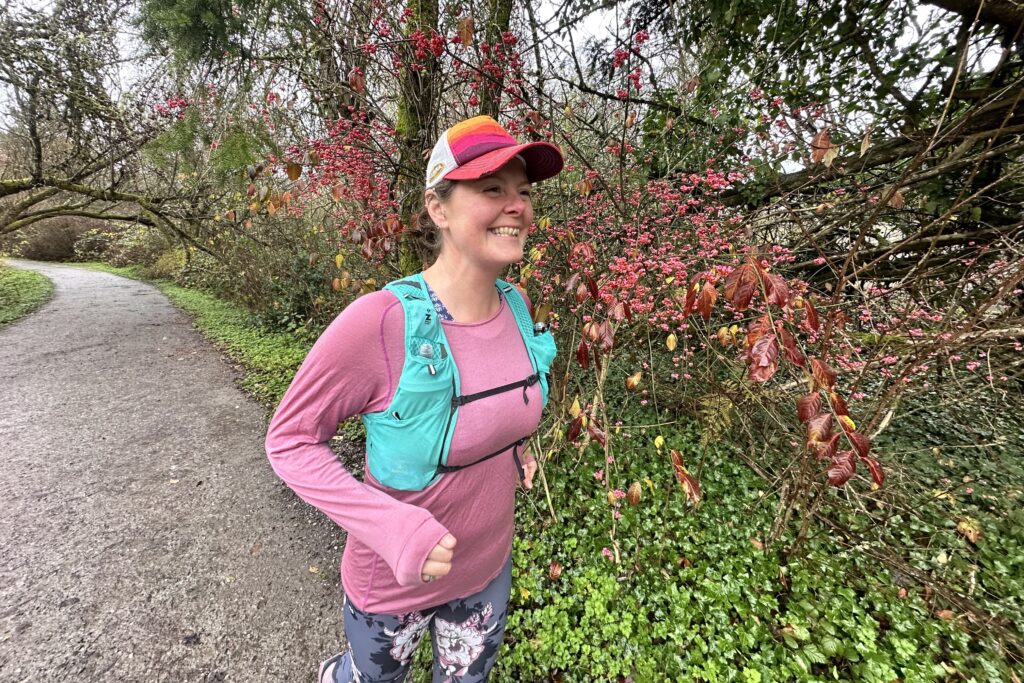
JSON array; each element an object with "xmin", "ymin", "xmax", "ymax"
[
  {"xmin": 588, "ymin": 422, "xmax": 607, "ymax": 447},
  {"xmin": 566, "ymin": 415, "xmax": 583, "ymax": 442},
  {"xmin": 827, "ymin": 450, "xmax": 857, "ymax": 486},
  {"xmin": 331, "ymin": 278, "xmax": 342, "ymax": 292},
  {"xmin": 331, "ymin": 183, "xmax": 344, "ymax": 201},
  {"xmin": 572, "ymin": 242, "xmax": 595, "ymax": 263},
  {"xmin": 809, "ymin": 357, "xmax": 838, "ymax": 390},
  {"xmin": 575, "ymin": 178, "xmax": 593, "ymax": 196},
  {"xmin": 348, "ymin": 67, "xmax": 365, "ymax": 94},
  {"xmin": 860, "ymin": 127, "xmax": 872, "ymax": 157},
  {"xmin": 829, "ymin": 391, "xmax": 849, "ymax": 416},
  {"xmin": 625, "ymin": 371, "xmax": 642, "ymax": 392},
  {"xmin": 457, "ymin": 17, "xmax": 474, "ymax": 46},
  {"xmin": 780, "ymin": 329, "xmax": 805, "ymax": 367},
  {"xmin": 796, "ymin": 393, "xmax": 822, "ymax": 423},
  {"xmin": 670, "ymin": 449, "xmax": 701, "ymax": 504},
  {"xmin": 585, "ymin": 272, "xmax": 600, "ymax": 300},
  {"xmin": 286, "ymin": 162, "xmax": 302, "ymax": 181},
  {"xmin": 887, "ymin": 188, "xmax": 905, "ymax": 209},
  {"xmin": 224, "ymin": 209, "xmax": 236, "ymax": 222},
  {"xmin": 666, "ymin": 333, "xmax": 677, "ymax": 351},
  {"xmin": 847, "ymin": 431, "xmax": 871, "ymax": 459},
  {"xmin": 627, "ymin": 481, "xmax": 642, "ymax": 506},
  {"xmin": 696, "ymin": 284, "xmax": 717, "ymax": 321},
  {"xmin": 598, "ymin": 320, "xmax": 615, "ymax": 353},
  {"xmin": 724, "ymin": 263, "xmax": 758, "ymax": 311},
  {"xmin": 809, "ymin": 432, "xmax": 841, "ymax": 460},
  {"xmin": 810, "ymin": 128, "xmax": 832, "ymax": 165},
  {"xmin": 576, "ymin": 340, "xmax": 590, "ymax": 369},
  {"xmin": 609, "ymin": 300, "xmax": 628, "ymax": 322},
  {"xmin": 806, "ymin": 412, "xmax": 834, "ymax": 443},
  {"xmin": 548, "ymin": 561, "xmax": 563, "ymax": 580},
  {"xmin": 860, "ymin": 454, "xmax": 885, "ymax": 487},
  {"xmin": 764, "ymin": 272, "xmax": 790, "ymax": 307},
  {"xmin": 801, "ymin": 296, "xmax": 820, "ymax": 333},
  {"xmin": 682, "ymin": 280, "xmax": 699, "ymax": 317},
  {"xmin": 956, "ymin": 518, "xmax": 982, "ymax": 544},
  {"xmin": 748, "ymin": 333, "xmax": 779, "ymax": 383}
]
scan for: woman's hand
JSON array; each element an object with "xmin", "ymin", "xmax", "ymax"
[
  {"xmin": 521, "ymin": 458, "xmax": 537, "ymax": 490},
  {"xmin": 421, "ymin": 533, "xmax": 457, "ymax": 583}
]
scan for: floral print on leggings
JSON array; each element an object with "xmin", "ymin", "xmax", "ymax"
[{"xmin": 434, "ymin": 603, "xmax": 497, "ymax": 679}]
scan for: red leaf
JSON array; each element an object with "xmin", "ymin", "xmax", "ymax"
[
  {"xmin": 572, "ymin": 242, "xmax": 596, "ymax": 264},
  {"xmin": 809, "ymin": 357, "xmax": 838, "ymax": 390},
  {"xmin": 806, "ymin": 412, "xmax": 833, "ymax": 443},
  {"xmin": 575, "ymin": 283, "xmax": 588, "ymax": 304},
  {"xmin": 724, "ymin": 263, "xmax": 758, "ymax": 311},
  {"xmin": 564, "ymin": 272, "xmax": 580, "ymax": 294},
  {"xmin": 829, "ymin": 391, "xmax": 849, "ymax": 416},
  {"xmin": 827, "ymin": 450, "xmax": 857, "ymax": 486},
  {"xmin": 566, "ymin": 415, "xmax": 583, "ymax": 442},
  {"xmin": 801, "ymin": 297, "xmax": 820, "ymax": 333},
  {"xmin": 670, "ymin": 449, "xmax": 701, "ymax": 504},
  {"xmin": 809, "ymin": 432, "xmax": 841, "ymax": 460},
  {"xmin": 764, "ymin": 272, "xmax": 790, "ymax": 307},
  {"xmin": 796, "ymin": 393, "xmax": 822, "ymax": 423},
  {"xmin": 779, "ymin": 328, "xmax": 805, "ymax": 367},
  {"xmin": 748, "ymin": 333, "xmax": 779, "ymax": 383},
  {"xmin": 609, "ymin": 300, "xmax": 627, "ymax": 322},
  {"xmin": 585, "ymin": 272, "xmax": 600, "ymax": 301},
  {"xmin": 847, "ymin": 431, "xmax": 871, "ymax": 459},
  {"xmin": 587, "ymin": 422, "xmax": 607, "ymax": 447},
  {"xmin": 576, "ymin": 340, "xmax": 590, "ymax": 369},
  {"xmin": 744, "ymin": 315, "xmax": 772, "ymax": 350},
  {"xmin": 696, "ymin": 284, "xmax": 717, "ymax": 321},
  {"xmin": 348, "ymin": 67, "xmax": 365, "ymax": 94},
  {"xmin": 682, "ymin": 280, "xmax": 699, "ymax": 317},
  {"xmin": 860, "ymin": 455, "xmax": 884, "ymax": 486},
  {"xmin": 810, "ymin": 128, "xmax": 832, "ymax": 164},
  {"xmin": 598, "ymin": 320, "xmax": 615, "ymax": 353}
]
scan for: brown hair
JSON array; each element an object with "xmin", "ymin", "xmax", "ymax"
[{"xmin": 409, "ymin": 179, "xmax": 455, "ymax": 266}]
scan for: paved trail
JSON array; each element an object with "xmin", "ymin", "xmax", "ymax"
[{"xmin": 0, "ymin": 261, "xmax": 347, "ymax": 682}]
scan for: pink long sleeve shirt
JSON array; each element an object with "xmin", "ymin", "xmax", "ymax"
[{"xmin": 265, "ymin": 288, "xmax": 542, "ymax": 614}]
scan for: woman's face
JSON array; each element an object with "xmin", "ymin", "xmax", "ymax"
[{"xmin": 428, "ymin": 160, "xmax": 534, "ymax": 273}]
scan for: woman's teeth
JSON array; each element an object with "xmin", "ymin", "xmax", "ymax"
[{"xmin": 490, "ymin": 227, "xmax": 520, "ymax": 237}]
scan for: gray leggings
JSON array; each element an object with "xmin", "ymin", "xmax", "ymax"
[{"xmin": 320, "ymin": 556, "xmax": 512, "ymax": 683}]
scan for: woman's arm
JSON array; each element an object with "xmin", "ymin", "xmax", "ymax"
[{"xmin": 265, "ymin": 292, "xmax": 449, "ymax": 586}]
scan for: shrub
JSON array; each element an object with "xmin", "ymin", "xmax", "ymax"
[{"xmin": 4, "ymin": 217, "xmax": 95, "ymax": 261}]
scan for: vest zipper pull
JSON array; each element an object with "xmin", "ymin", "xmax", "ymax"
[{"xmin": 428, "ymin": 364, "xmax": 436, "ymax": 375}]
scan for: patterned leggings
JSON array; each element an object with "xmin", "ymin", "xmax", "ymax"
[{"xmin": 319, "ymin": 556, "xmax": 512, "ymax": 683}]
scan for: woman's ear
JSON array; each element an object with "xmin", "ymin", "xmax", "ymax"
[{"xmin": 424, "ymin": 190, "xmax": 447, "ymax": 229}]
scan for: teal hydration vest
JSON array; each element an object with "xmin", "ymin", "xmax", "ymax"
[{"xmin": 361, "ymin": 273, "xmax": 557, "ymax": 491}]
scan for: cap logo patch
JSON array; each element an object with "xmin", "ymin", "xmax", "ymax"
[{"xmin": 428, "ymin": 162, "xmax": 447, "ymax": 184}]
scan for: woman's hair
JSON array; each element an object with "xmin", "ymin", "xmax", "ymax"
[{"xmin": 409, "ymin": 179, "xmax": 455, "ymax": 266}]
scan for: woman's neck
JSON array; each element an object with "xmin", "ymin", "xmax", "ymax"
[{"xmin": 421, "ymin": 258, "xmax": 502, "ymax": 323}]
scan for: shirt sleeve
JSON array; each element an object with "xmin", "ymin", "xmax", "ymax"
[{"xmin": 264, "ymin": 291, "xmax": 449, "ymax": 587}]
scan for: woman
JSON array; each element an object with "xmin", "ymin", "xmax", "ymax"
[{"xmin": 265, "ymin": 115, "xmax": 563, "ymax": 682}]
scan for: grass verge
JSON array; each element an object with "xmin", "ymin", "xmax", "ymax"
[{"xmin": 0, "ymin": 261, "xmax": 54, "ymax": 327}]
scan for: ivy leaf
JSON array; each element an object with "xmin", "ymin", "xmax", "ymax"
[
  {"xmin": 827, "ymin": 450, "xmax": 857, "ymax": 486},
  {"xmin": 796, "ymin": 393, "xmax": 821, "ymax": 423},
  {"xmin": 724, "ymin": 263, "xmax": 758, "ymax": 311}
]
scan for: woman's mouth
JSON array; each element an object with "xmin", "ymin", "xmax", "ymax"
[{"xmin": 489, "ymin": 227, "xmax": 521, "ymax": 237}]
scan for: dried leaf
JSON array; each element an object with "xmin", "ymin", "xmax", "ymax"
[
  {"xmin": 810, "ymin": 128, "xmax": 832, "ymax": 165},
  {"xmin": 724, "ymin": 263, "xmax": 758, "ymax": 311},
  {"xmin": 809, "ymin": 432, "xmax": 841, "ymax": 460},
  {"xmin": 587, "ymin": 422, "xmax": 607, "ymax": 447},
  {"xmin": 823, "ymin": 145, "xmax": 840, "ymax": 168},
  {"xmin": 457, "ymin": 17, "xmax": 474, "ymax": 46},
  {"xmin": 859, "ymin": 127, "xmax": 872, "ymax": 157},
  {"xmin": 582, "ymin": 321, "xmax": 600, "ymax": 343},
  {"xmin": 286, "ymin": 162, "xmax": 302, "ymax": 181},
  {"xmin": 566, "ymin": 415, "xmax": 583, "ymax": 442},
  {"xmin": 887, "ymin": 188, "xmax": 905, "ymax": 209},
  {"xmin": 802, "ymin": 297, "xmax": 820, "ymax": 333},
  {"xmin": 936, "ymin": 609, "xmax": 955, "ymax": 621},
  {"xmin": 796, "ymin": 393, "xmax": 822, "ymax": 423},
  {"xmin": 827, "ymin": 450, "xmax": 857, "ymax": 487},
  {"xmin": 627, "ymin": 481, "xmax": 642, "ymax": 506},
  {"xmin": 956, "ymin": 519, "xmax": 982, "ymax": 544},
  {"xmin": 625, "ymin": 371, "xmax": 642, "ymax": 392},
  {"xmin": 548, "ymin": 561, "xmax": 562, "ymax": 580},
  {"xmin": 347, "ymin": 67, "xmax": 365, "ymax": 94},
  {"xmin": 670, "ymin": 449, "xmax": 702, "ymax": 504},
  {"xmin": 575, "ymin": 178, "xmax": 593, "ymax": 196},
  {"xmin": 666, "ymin": 333, "xmax": 677, "ymax": 351},
  {"xmin": 572, "ymin": 242, "xmax": 596, "ymax": 263}
]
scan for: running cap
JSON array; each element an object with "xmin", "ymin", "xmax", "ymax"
[{"xmin": 425, "ymin": 115, "xmax": 564, "ymax": 189}]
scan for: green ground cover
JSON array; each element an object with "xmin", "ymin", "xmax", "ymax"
[
  {"xmin": 71, "ymin": 261, "xmax": 1022, "ymax": 680},
  {"xmin": 0, "ymin": 261, "xmax": 54, "ymax": 327}
]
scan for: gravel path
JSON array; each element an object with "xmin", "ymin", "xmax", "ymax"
[{"xmin": 0, "ymin": 261, "xmax": 347, "ymax": 682}]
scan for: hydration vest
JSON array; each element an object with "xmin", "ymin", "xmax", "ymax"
[{"xmin": 361, "ymin": 273, "xmax": 557, "ymax": 491}]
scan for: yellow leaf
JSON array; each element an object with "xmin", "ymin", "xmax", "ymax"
[
  {"xmin": 537, "ymin": 216, "xmax": 552, "ymax": 230},
  {"xmin": 666, "ymin": 333, "xmax": 677, "ymax": 351},
  {"xmin": 569, "ymin": 396, "xmax": 581, "ymax": 419},
  {"xmin": 519, "ymin": 586, "xmax": 530, "ymax": 600},
  {"xmin": 335, "ymin": 254, "xmax": 345, "ymax": 269},
  {"xmin": 823, "ymin": 145, "xmax": 840, "ymax": 168},
  {"xmin": 839, "ymin": 415, "xmax": 856, "ymax": 431},
  {"xmin": 308, "ymin": 565, "xmax": 320, "ymax": 574},
  {"xmin": 654, "ymin": 435, "xmax": 665, "ymax": 450}
]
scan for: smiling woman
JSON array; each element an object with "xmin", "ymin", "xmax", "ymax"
[{"xmin": 265, "ymin": 116, "xmax": 564, "ymax": 683}]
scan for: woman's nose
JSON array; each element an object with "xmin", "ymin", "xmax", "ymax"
[{"xmin": 505, "ymin": 192, "xmax": 527, "ymax": 214}]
